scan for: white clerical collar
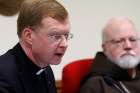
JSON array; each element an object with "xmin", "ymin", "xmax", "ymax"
[{"xmin": 36, "ymin": 68, "xmax": 46, "ymax": 75}]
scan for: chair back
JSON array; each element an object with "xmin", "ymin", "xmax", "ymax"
[{"xmin": 61, "ymin": 58, "xmax": 93, "ymax": 93}]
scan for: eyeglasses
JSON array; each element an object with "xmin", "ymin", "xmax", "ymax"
[
  {"xmin": 105, "ymin": 37, "xmax": 140, "ymax": 47},
  {"xmin": 47, "ymin": 33, "xmax": 73, "ymax": 43}
]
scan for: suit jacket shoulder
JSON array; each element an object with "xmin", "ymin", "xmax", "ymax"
[{"xmin": 0, "ymin": 49, "xmax": 24, "ymax": 93}]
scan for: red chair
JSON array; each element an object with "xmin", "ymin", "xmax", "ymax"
[{"xmin": 61, "ymin": 58, "xmax": 93, "ymax": 93}]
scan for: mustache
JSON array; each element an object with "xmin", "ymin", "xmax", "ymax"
[{"xmin": 121, "ymin": 51, "xmax": 136, "ymax": 57}]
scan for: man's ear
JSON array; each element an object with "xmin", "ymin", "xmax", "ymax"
[
  {"xmin": 21, "ymin": 27, "xmax": 33, "ymax": 45},
  {"xmin": 102, "ymin": 43, "xmax": 106, "ymax": 52}
]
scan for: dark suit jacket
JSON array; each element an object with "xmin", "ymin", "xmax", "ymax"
[{"xmin": 0, "ymin": 43, "xmax": 57, "ymax": 93}]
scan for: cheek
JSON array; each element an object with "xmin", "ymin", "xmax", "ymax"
[
  {"xmin": 40, "ymin": 42, "xmax": 58, "ymax": 55},
  {"xmin": 111, "ymin": 50, "xmax": 120, "ymax": 59},
  {"xmin": 31, "ymin": 36, "xmax": 49, "ymax": 53},
  {"xmin": 134, "ymin": 47, "xmax": 140, "ymax": 56},
  {"xmin": 105, "ymin": 46, "xmax": 122, "ymax": 60}
]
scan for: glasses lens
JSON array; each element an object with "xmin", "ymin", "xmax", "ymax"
[
  {"xmin": 67, "ymin": 33, "xmax": 73, "ymax": 40},
  {"xmin": 48, "ymin": 33, "xmax": 73, "ymax": 42}
]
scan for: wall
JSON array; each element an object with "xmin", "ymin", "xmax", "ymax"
[{"xmin": 0, "ymin": 0, "xmax": 140, "ymax": 80}]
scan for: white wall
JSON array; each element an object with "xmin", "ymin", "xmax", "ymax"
[{"xmin": 0, "ymin": 0, "xmax": 140, "ymax": 80}]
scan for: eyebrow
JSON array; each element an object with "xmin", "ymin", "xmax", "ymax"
[{"xmin": 111, "ymin": 36, "xmax": 138, "ymax": 40}]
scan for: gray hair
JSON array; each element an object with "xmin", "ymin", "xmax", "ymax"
[{"xmin": 102, "ymin": 17, "xmax": 136, "ymax": 44}]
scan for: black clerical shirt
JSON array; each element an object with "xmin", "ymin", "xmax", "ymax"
[{"xmin": 11, "ymin": 43, "xmax": 57, "ymax": 93}]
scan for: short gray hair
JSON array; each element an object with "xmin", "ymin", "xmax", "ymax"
[{"xmin": 102, "ymin": 17, "xmax": 136, "ymax": 44}]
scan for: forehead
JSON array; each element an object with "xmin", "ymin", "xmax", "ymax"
[
  {"xmin": 41, "ymin": 17, "xmax": 69, "ymax": 27},
  {"xmin": 106, "ymin": 21, "xmax": 138, "ymax": 39},
  {"xmin": 37, "ymin": 17, "xmax": 70, "ymax": 33}
]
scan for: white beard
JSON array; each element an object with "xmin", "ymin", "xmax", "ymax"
[
  {"xmin": 115, "ymin": 54, "xmax": 140, "ymax": 69},
  {"xmin": 107, "ymin": 54, "xmax": 140, "ymax": 69}
]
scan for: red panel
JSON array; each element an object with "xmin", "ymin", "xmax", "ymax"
[{"xmin": 61, "ymin": 58, "xmax": 93, "ymax": 93}]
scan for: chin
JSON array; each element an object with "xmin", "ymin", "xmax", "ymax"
[
  {"xmin": 115, "ymin": 55, "xmax": 140, "ymax": 69},
  {"xmin": 51, "ymin": 60, "xmax": 62, "ymax": 65}
]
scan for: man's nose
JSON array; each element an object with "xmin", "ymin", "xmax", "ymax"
[
  {"xmin": 123, "ymin": 39, "xmax": 132, "ymax": 50},
  {"xmin": 58, "ymin": 36, "xmax": 68, "ymax": 48}
]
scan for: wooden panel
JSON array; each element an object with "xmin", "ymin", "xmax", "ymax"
[{"xmin": 55, "ymin": 80, "xmax": 61, "ymax": 93}]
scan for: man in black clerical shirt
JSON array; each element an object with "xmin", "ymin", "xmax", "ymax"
[{"xmin": 0, "ymin": 0, "xmax": 72, "ymax": 93}]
